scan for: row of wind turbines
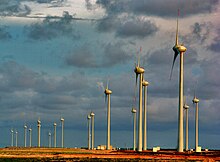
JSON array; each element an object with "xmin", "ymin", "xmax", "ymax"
[
  {"xmin": 10, "ymin": 117, "xmax": 65, "ymax": 148},
  {"xmin": 86, "ymin": 12, "xmax": 202, "ymax": 152}
]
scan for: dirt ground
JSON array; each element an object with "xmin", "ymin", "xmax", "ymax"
[{"xmin": 0, "ymin": 147, "xmax": 219, "ymax": 161}]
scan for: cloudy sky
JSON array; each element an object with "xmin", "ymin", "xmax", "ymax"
[{"xmin": 0, "ymin": 0, "xmax": 219, "ymax": 149}]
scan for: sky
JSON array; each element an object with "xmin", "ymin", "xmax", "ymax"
[{"xmin": 0, "ymin": 0, "xmax": 219, "ymax": 149}]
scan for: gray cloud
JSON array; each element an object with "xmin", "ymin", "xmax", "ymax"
[
  {"xmin": 207, "ymin": 29, "xmax": 220, "ymax": 52},
  {"xmin": 96, "ymin": 15, "xmax": 158, "ymax": 38},
  {"xmin": 24, "ymin": 11, "xmax": 80, "ymax": 40},
  {"xmin": 65, "ymin": 42, "xmax": 132, "ymax": 68},
  {"xmin": 0, "ymin": 26, "xmax": 12, "ymax": 40},
  {"xmin": 95, "ymin": 0, "xmax": 219, "ymax": 18},
  {"xmin": 0, "ymin": 0, "xmax": 31, "ymax": 16}
]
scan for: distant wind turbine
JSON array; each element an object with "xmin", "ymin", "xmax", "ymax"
[
  {"xmin": 53, "ymin": 123, "xmax": 57, "ymax": 148},
  {"xmin": 15, "ymin": 130, "xmax": 18, "ymax": 147},
  {"xmin": 170, "ymin": 10, "xmax": 187, "ymax": 152},
  {"xmin": 37, "ymin": 119, "xmax": 41, "ymax": 147},
  {"xmin": 104, "ymin": 82, "xmax": 112, "ymax": 150},
  {"xmin": 11, "ymin": 129, "xmax": 14, "ymax": 147},
  {"xmin": 48, "ymin": 132, "xmax": 52, "ymax": 148},
  {"xmin": 24, "ymin": 124, "xmax": 27, "ymax": 147},
  {"xmin": 142, "ymin": 79, "xmax": 149, "ymax": 151},
  {"xmin": 131, "ymin": 108, "xmax": 137, "ymax": 151},
  {"xmin": 90, "ymin": 112, "xmax": 95, "ymax": 150},
  {"xmin": 192, "ymin": 92, "xmax": 200, "ymax": 152},
  {"xmin": 29, "ymin": 128, "xmax": 32, "ymax": 147},
  {"xmin": 61, "ymin": 117, "xmax": 64, "ymax": 148},
  {"xmin": 87, "ymin": 114, "xmax": 91, "ymax": 150},
  {"xmin": 134, "ymin": 51, "xmax": 145, "ymax": 152},
  {"xmin": 183, "ymin": 97, "xmax": 189, "ymax": 151}
]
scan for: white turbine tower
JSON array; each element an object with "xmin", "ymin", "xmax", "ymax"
[
  {"xmin": 29, "ymin": 128, "xmax": 32, "ymax": 147},
  {"xmin": 87, "ymin": 114, "xmax": 91, "ymax": 150},
  {"xmin": 11, "ymin": 129, "xmax": 14, "ymax": 147},
  {"xmin": 37, "ymin": 119, "xmax": 41, "ymax": 147},
  {"xmin": 90, "ymin": 112, "xmax": 95, "ymax": 150},
  {"xmin": 104, "ymin": 83, "xmax": 112, "ymax": 150},
  {"xmin": 183, "ymin": 99, "xmax": 189, "ymax": 151},
  {"xmin": 131, "ymin": 108, "xmax": 137, "ymax": 151},
  {"xmin": 15, "ymin": 130, "xmax": 18, "ymax": 147},
  {"xmin": 53, "ymin": 123, "xmax": 57, "ymax": 148},
  {"xmin": 192, "ymin": 94, "xmax": 200, "ymax": 152},
  {"xmin": 142, "ymin": 79, "xmax": 149, "ymax": 151},
  {"xmin": 134, "ymin": 55, "xmax": 145, "ymax": 152},
  {"xmin": 48, "ymin": 132, "xmax": 51, "ymax": 148},
  {"xmin": 24, "ymin": 124, "xmax": 27, "ymax": 147},
  {"xmin": 61, "ymin": 117, "xmax": 64, "ymax": 148},
  {"xmin": 170, "ymin": 10, "xmax": 187, "ymax": 152}
]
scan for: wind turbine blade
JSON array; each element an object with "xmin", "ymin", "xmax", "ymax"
[
  {"xmin": 135, "ymin": 73, "xmax": 138, "ymax": 87},
  {"xmin": 169, "ymin": 51, "xmax": 178, "ymax": 80},
  {"xmin": 105, "ymin": 94, "xmax": 107, "ymax": 103}
]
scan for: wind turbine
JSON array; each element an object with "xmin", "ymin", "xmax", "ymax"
[
  {"xmin": 134, "ymin": 53, "xmax": 145, "ymax": 152},
  {"xmin": 11, "ymin": 129, "xmax": 14, "ymax": 147},
  {"xmin": 24, "ymin": 124, "xmax": 27, "ymax": 147},
  {"xmin": 170, "ymin": 10, "xmax": 187, "ymax": 152},
  {"xmin": 90, "ymin": 112, "xmax": 95, "ymax": 150},
  {"xmin": 142, "ymin": 79, "xmax": 149, "ymax": 151},
  {"xmin": 131, "ymin": 108, "xmax": 137, "ymax": 151},
  {"xmin": 53, "ymin": 122, "xmax": 57, "ymax": 148},
  {"xmin": 15, "ymin": 130, "xmax": 18, "ymax": 147},
  {"xmin": 61, "ymin": 117, "xmax": 64, "ymax": 148},
  {"xmin": 183, "ymin": 98, "xmax": 189, "ymax": 151},
  {"xmin": 192, "ymin": 93, "xmax": 200, "ymax": 152},
  {"xmin": 29, "ymin": 128, "xmax": 32, "ymax": 147},
  {"xmin": 37, "ymin": 119, "xmax": 41, "ymax": 147},
  {"xmin": 48, "ymin": 132, "xmax": 51, "ymax": 148},
  {"xmin": 104, "ymin": 82, "xmax": 112, "ymax": 150},
  {"xmin": 87, "ymin": 114, "xmax": 91, "ymax": 150}
]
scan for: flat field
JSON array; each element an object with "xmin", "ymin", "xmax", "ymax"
[{"xmin": 0, "ymin": 147, "xmax": 219, "ymax": 161}]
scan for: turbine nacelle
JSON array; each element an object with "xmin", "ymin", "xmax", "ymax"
[
  {"xmin": 142, "ymin": 80, "xmax": 149, "ymax": 87},
  {"xmin": 87, "ymin": 114, "xmax": 91, "ymax": 119},
  {"xmin": 192, "ymin": 97, "xmax": 199, "ymax": 103},
  {"xmin": 61, "ymin": 118, "xmax": 64, "ymax": 122},
  {"xmin": 104, "ymin": 89, "xmax": 112, "ymax": 95},
  {"xmin": 183, "ymin": 104, "xmax": 189, "ymax": 109},
  {"xmin": 90, "ymin": 112, "xmax": 95, "ymax": 117},
  {"xmin": 37, "ymin": 120, "xmax": 41, "ymax": 124},
  {"xmin": 53, "ymin": 123, "xmax": 57, "ymax": 126},
  {"xmin": 131, "ymin": 107, "xmax": 137, "ymax": 113},
  {"xmin": 24, "ymin": 125, "xmax": 27, "ymax": 129},
  {"xmin": 29, "ymin": 128, "xmax": 32, "ymax": 131},
  {"xmin": 134, "ymin": 66, "xmax": 145, "ymax": 74}
]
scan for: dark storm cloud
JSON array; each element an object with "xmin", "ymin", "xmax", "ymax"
[
  {"xmin": 25, "ymin": 11, "xmax": 80, "ymax": 40},
  {"xmin": 66, "ymin": 42, "xmax": 132, "ymax": 68},
  {"xmin": 208, "ymin": 29, "xmax": 220, "ymax": 52},
  {"xmin": 0, "ymin": 0, "xmax": 31, "ymax": 16},
  {"xmin": 0, "ymin": 26, "xmax": 12, "ymax": 40},
  {"xmin": 96, "ymin": 15, "xmax": 158, "ymax": 38},
  {"xmin": 116, "ymin": 16, "xmax": 158, "ymax": 38},
  {"xmin": 95, "ymin": 0, "xmax": 219, "ymax": 18}
]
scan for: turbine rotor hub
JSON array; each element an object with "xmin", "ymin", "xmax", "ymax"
[
  {"xmin": 192, "ymin": 97, "xmax": 199, "ymax": 103},
  {"xmin": 134, "ymin": 66, "xmax": 145, "ymax": 74},
  {"xmin": 105, "ymin": 89, "xmax": 112, "ymax": 95},
  {"xmin": 142, "ymin": 80, "xmax": 149, "ymax": 86}
]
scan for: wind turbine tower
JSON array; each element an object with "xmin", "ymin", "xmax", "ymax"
[
  {"xmin": 29, "ymin": 128, "xmax": 32, "ymax": 147},
  {"xmin": 134, "ymin": 57, "xmax": 145, "ymax": 152},
  {"xmin": 131, "ymin": 108, "xmax": 137, "ymax": 151},
  {"xmin": 87, "ymin": 114, "xmax": 91, "ymax": 150},
  {"xmin": 11, "ymin": 129, "xmax": 14, "ymax": 147},
  {"xmin": 48, "ymin": 132, "xmax": 51, "ymax": 148},
  {"xmin": 142, "ymin": 79, "xmax": 149, "ymax": 150},
  {"xmin": 54, "ymin": 123, "xmax": 57, "ymax": 148},
  {"xmin": 192, "ymin": 95, "xmax": 200, "ymax": 152},
  {"xmin": 61, "ymin": 117, "xmax": 64, "ymax": 148},
  {"xmin": 90, "ymin": 112, "xmax": 95, "ymax": 150},
  {"xmin": 15, "ymin": 130, "xmax": 18, "ymax": 147},
  {"xmin": 37, "ymin": 119, "xmax": 41, "ymax": 147},
  {"xmin": 183, "ymin": 101, "xmax": 189, "ymax": 151},
  {"xmin": 170, "ymin": 11, "xmax": 187, "ymax": 152},
  {"xmin": 104, "ymin": 84, "xmax": 112, "ymax": 150},
  {"xmin": 24, "ymin": 125, "xmax": 27, "ymax": 147}
]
